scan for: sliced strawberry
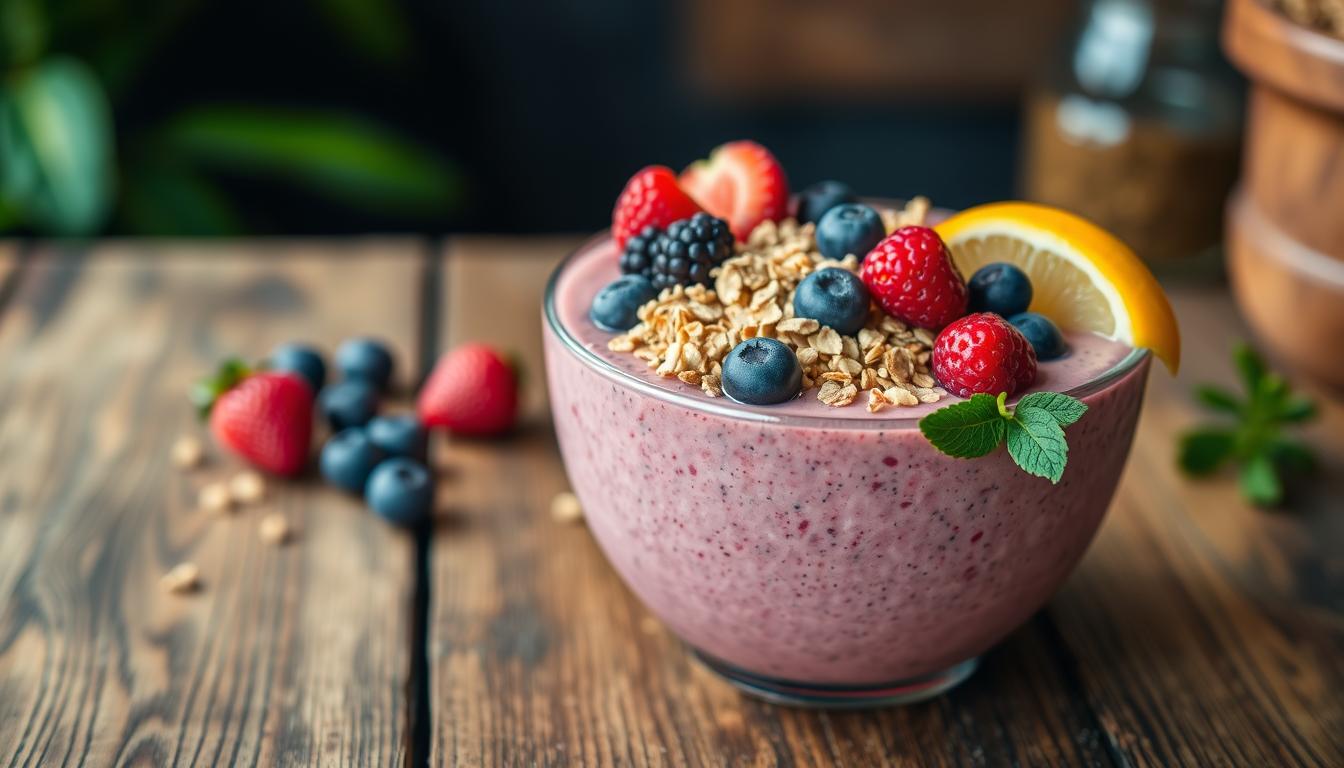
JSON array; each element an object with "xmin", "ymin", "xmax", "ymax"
[
  {"xmin": 611, "ymin": 166, "xmax": 704, "ymax": 250},
  {"xmin": 679, "ymin": 141, "xmax": 789, "ymax": 241}
]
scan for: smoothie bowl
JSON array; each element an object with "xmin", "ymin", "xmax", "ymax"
[{"xmin": 543, "ymin": 143, "xmax": 1179, "ymax": 706}]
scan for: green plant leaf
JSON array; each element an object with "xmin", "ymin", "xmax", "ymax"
[
  {"xmin": 1178, "ymin": 428, "xmax": 1237, "ymax": 475},
  {"xmin": 0, "ymin": 57, "xmax": 115, "ymax": 234},
  {"xmin": 918, "ymin": 393, "xmax": 1006, "ymax": 459},
  {"xmin": 1016, "ymin": 391, "xmax": 1088, "ymax": 427},
  {"xmin": 1266, "ymin": 438, "xmax": 1317, "ymax": 473},
  {"xmin": 1239, "ymin": 454, "xmax": 1282, "ymax": 507},
  {"xmin": 1194, "ymin": 385, "xmax": 1242, "ymax": 416},
  {"xmin": 306, "ymin": 0, "xmax": 410, "ymax": 64},
  {"xmin": 1233, "ymin": 344, "xmax": 1265, "ymax": 395},
  {"xmin": 120, "ymin": 160, "xmax": 241, "ymax": 236},
  {"xmin": 1006, "ymin": 407, "xmax": 1069, "ymax": 483},
  {"xmin": 163, "ymin": 106, "xmax": 462, "ymax": 215},
  {"xmin": 1278, "ymin": 397, "xmax": 1317, "ymax": 423},
  {"xmin": 0, "ymin": 0, "xmax": 47, "ymax": 68}
]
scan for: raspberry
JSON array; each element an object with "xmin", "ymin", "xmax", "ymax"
[
  {"xmin": 859, "ymin": 225, "xmax": 968, "ymax": 331},
  {"xmin": 932, "ymin": 313, "xmax": 1038, "ymax": 398},
  {"xmin": 611, "ymin": 166, "xmax": 704, "ymax": 250}
]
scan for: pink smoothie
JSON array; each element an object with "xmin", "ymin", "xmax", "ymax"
[{"xmin": 544, "ymin": 234, "xmax": 1149, "ymax": 686}]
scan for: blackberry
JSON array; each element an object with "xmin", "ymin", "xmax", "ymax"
[
  {"xmin": 645, "ymin": 213, "xmax": 735, "ymax": 291},
  {"xmin": 618, "ymin": 225, "xmax": 662, "ymax": 278}
]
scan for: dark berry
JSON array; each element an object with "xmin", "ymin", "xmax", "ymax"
[
  {"xmin": 793, "ymin": 268, "xmax": 871, "ymax": 337},
  {"xmin": 366, "ymin": 458, "xmax": 433, "ymax": 526},
  {"xmin": 967, "ymin": 263, "xmax": 1033, "ymax": 317},
  {"xmin": 336, "ymin": 338, "xmax": 394, "ymax": 390},
  {"xmin": 816, "ymin": 203, "xmax": 886, "ymax": 262},
  {"xmin": 366, "ymin": 414, "xmax": 428, "ymax": 461},
  {"xmin": 618, "ymin": 225, "xmax": 661, "ymax": 277},
  {"xmin": 1009, "ymin": 312, "xmax": 1069, "ymax": 360},
  {"xmin": 721, "ymin": 338, "xmax": 803, "ymax": 405},
  {"xmin": 645, "ymin": 213, "xmax": 734, "ymax": 291},
  {"xmin": 795, "ymin": 180, "xmax": 858, "ymax": 225},
  {"xmin": 590, "ymin": 274, "xmax": 657, "ymax": 332},
  {"xmin": 269, "ymin": 342, "xmax": 325, "ymax": 393},
  {"xmin": 320, "ymin": 428, "xmax": 384, "ymax": 493},
  {"xmin": 319, "ymin": 380, "xmax": 379, "ymax": 430}
]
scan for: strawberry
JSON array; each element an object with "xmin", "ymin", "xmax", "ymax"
[
  {"xmin": 679, "ymin": 140, "xmax": 789, "ymax": 241},
  {"xmin": 859, "ymin": 225, "xmax": 969, "ymax": 331},
  {"xmin": 193, "ymin": 360, "xmax": 313, "ymax": 476},
  {"xmin": 612, "ymin": 166, "xmax": 704, "ymax": 250},
  {"xmin": 417, "ymin": 343, "xmax": 518, "ymax": 437}
]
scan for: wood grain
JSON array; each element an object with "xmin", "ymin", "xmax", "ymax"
[
  {"xmin": 428, "ymin": 240, "xmax": 1119, "ymax": 766},
  {"xmin": 0, "ymin": 242, "xmax": 424, "ymax": 766}
]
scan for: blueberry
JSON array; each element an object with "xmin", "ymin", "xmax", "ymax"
[
  {"xmin": 270, "ymin": 342, "xmax": 325, "ymax": 392},
  {"xmin": 320, "ymin": 428, "xmax": 384, "ymax": 493},
  {"xmin": 590, "ymin": 275, "xmax": 657, "ymax": 332},
  {"xmin": 367, "ymin": 414, "xmax": 427, "ymax": 461},
  {"xmin": 793, "ymin": 268, "xmax": 871, "ymax": 337},
  {"xmin": 365, "ymin": 458, "xmax": 433, "ymax": 526},
  {"xmin": 968, "ymin": 263, "xmax": 1033, "ymax": 317},
  {"xmin": 1009, "ymin": 312, "xmax": 1068, "ymax": 360},
  {"xmin": 319, "ymin": 380, "xmax": 379, "ymax": 430},
  {"xmin": 816, "ymin": 203, "xmax": 886, "ymax": 262},
  {"xmin": 336, "ymin": 338, "xmax": 394, "ymax": 390},
  {"xmin": 721, "ymin": 338, "xmax": 803, "ymax": 405},
  {"xmin": 795, "ymin": 180, "xmax": 858, "ymax": 225}
]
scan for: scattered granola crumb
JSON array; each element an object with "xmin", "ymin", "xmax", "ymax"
[
  {"xmin": 171, "ymin": 436, "xmax": 204, "ymax": 469},
  {"xmin": 162, "ymin": 562, "xmax": 201, "ymax": 594},
  {"xmin": 199, "ymin": 482, "xmax": 232, "ymax": 514},
  {"xmin": 259, "ymin": 514, "xmax": 293, "ymax": 545},
  {"xmin": 551, "ymin": 492, "xmax": 584, "ymax": 523},
  {"xmin": 229, "ymin": 471, "xmax": 266, "ymax": 505}
]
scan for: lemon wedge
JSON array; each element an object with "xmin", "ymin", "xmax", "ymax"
[{"xmin": 935, "ymin": 201, "xmax": 1180, "ymax": 373}]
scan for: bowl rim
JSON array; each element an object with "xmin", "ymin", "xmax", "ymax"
[{"xmin": 543, "ymin": 228, "xmax": 1150, "ymax": 430}]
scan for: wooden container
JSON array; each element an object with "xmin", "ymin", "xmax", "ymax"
[{"xmin": 1223, "ymin": 0, "xmax": 1344, "ymax": 394}]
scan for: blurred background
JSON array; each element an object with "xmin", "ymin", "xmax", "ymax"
[{"xmin": 0, "ymin": 0, "xmax": 1242, "ymax": 249}]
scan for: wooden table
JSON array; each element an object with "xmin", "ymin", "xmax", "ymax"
[{"xmin": 0, "ymin": 239, "xmax": 1340, "ymax": 767}]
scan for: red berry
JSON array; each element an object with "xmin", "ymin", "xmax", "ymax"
[
  {"xmin": 859, "ymin": 226, "xmax": 969, "ymax": 331},
  {"xmin": 932, "ymin": 313, "xmax": 1038, "ymax": 398},
  {"xmin": 208, "ymin": 371, "xmax": 314, "ymax": 476},
  {"xmin": 612, "ymin": 166, "xmax": 704, "ymax": 250},
  {"xmin": 417, "ymin": 343, "xmax": 518, "ymax": 437},
  {"xmin": 679, "ymin": 140, "xmax": 789, "ymax": 241}
]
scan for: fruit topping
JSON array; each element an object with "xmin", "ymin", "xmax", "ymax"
[
  {"xmin": 612, "ymin": 166, "xmax": 704, "ymax": 250},
  {"xmin": 367, "ymin": 414, "xmax": 428, "ymax": 461},
  {"xmin": 1009, "ymin": 311, "xmax": 1069, "ymax": 360},
  {"xmin": 617, "ymin": 225, "xmax": 662, "ymax": 277},
  {"xmin": 192, "ymin": 360, "xmax": 313, "ymax": 476},
  {"xmin": 792, "ymin": 267, "xmax": 871, "ymax": 337},
  {"xmin": 320, "ymin": 428, "xmax": 385, "ymax": 493},
  {"xmin": 721, "ymin": 337, "xmax": 803, "ymax": 405},
  {"xmin": 365, "ymin": 457, "xmax": 433, "ymax": 526},
  {"xmin": 860, "ymin": 225, "xmax": 969, "ymax": 331},
  {"xmin": 591, "ymin": 274, "xmax": 658, "ymax": 331},
  {"xmin": 679, "ymin": 140, "xmax": 789, "ymax": 241},
  {"xmin": 816, "ymin": 203, "xmax": 886, "ymax": 262},
  {"xmin": 336, "ymin": 337, "xmax": 395, "ymax": 391},
  {"xmin": 418, "ymin": 343, "xmax": 518, "ymax": 436},
  {"xmin": 932, "ymin": 312, "xmax": 1038, "ymax": 398},
  {"xmin": 967, "ymin": 262, "xmax": 1033, "ymax": 317},
  {"xmin": 319, "ymin": 379, "xmax": 379, "ymax": 430},
  {"xmin": 794, "ymin": 180, "xmax": 858, "ymax": 224},
  {"xmin": 269, "ymin": 342, "xmax": 326, "ymax": 392}
]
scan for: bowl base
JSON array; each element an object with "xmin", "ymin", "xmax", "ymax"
[{"xmin": 693, "ymin": 651, "xmax": 979, "ymax": 708}]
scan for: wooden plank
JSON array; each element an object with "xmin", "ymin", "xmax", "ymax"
[
  {"xmin": 0, "ymin": 241, "xmax": 424, "ymax": 766},
  {"xmin": 1051, "ymin": 286, "xmax": 1344, "ymax": 765},
  {"xmin": 429, "ymin": 238, "xmax": 1115, "ymax": 765}
]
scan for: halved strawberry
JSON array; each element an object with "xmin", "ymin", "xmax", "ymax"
[
  {"xmin": 611, "ymin": 166, "xmax": 704, "ymax": 250},
  {"xmin": 679, "ymin": 141, "xmax": 789, "ymax": 241}
]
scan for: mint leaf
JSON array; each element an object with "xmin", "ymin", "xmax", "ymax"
[
  {"xmin": 1194, "ymin": 385, "xmax": 1242, "ymax": 416},
  {"xmin": 1233, "ymin": 344, "xmax": 1265, "ymax": 394},
  {"xmin": 1267, "ymin": 438, "xmax": 1316, "ymax": 473},
  {"xmin": 1178, "ymin": 428, "xmax": 1236, "ymax": 475},
  {"xmin": 1006, "ymin": 406, "xmax": 1069, "ymax": 483},
  {"xmin": 1278, "ymin": 397, "xmax": 1316, "ymax": 423},
  {"xmin": 918, "ymin": 393, "xmax": 1007, "ymax": 458},
  {"xmin": 1239, "ymin": 454, "xmax": 1282, "ymax": 507},
  {"xmin": 1016, "ymin": 392, "xmax": 1088, "ymax": 427}
]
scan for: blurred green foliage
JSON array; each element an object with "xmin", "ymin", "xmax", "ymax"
[{"xmin": 0, "ymin": 0, "xmax": 459, "ymax": 235}]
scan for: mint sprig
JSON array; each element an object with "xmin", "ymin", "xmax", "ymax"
[
  {"xmin": 919, "ymin": 391, "xmax": 1088, "ymax": 483},
  {"xmin": 1177, "ymin": 344, "xmax": 1317, "ymax": 507}
]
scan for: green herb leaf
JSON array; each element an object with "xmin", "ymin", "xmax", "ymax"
[
  {"xmin": 1016, "ymin": 392, "xmax": 1088, "ymax": 427},
  {"xmin": 1178, "ymin": 428, "xmax": 1237, "ymax": 475},
  {"xmin": 1267, "ymin": 438, "xmax": 1317, "ymax": 473},
  {"xmin": 1233, "ymin": 344, "xmax": 1265, "ymax": 394},
  {"xmin": 1194, "ymin": 385, "xmax": 1243, "ymax": 416},
  {"xmin": 918, "ymin": 393, "xmax": 1007, "ymax": 459},
  {"xmin": 1006, "ymin": 407, "xmax": 1069, "ymax": 483},
  {"xmin": 1239, "ymin": 454, "xmax": 1282, "ymax": 507},
  {"xmin": 1277, "ymin": 397, "xmax": 1317, "ymax": 423}
]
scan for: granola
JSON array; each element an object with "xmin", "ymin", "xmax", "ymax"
[{"xmin": 606, "ymin": 198, "xmax": 945, "ymax": 410}]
